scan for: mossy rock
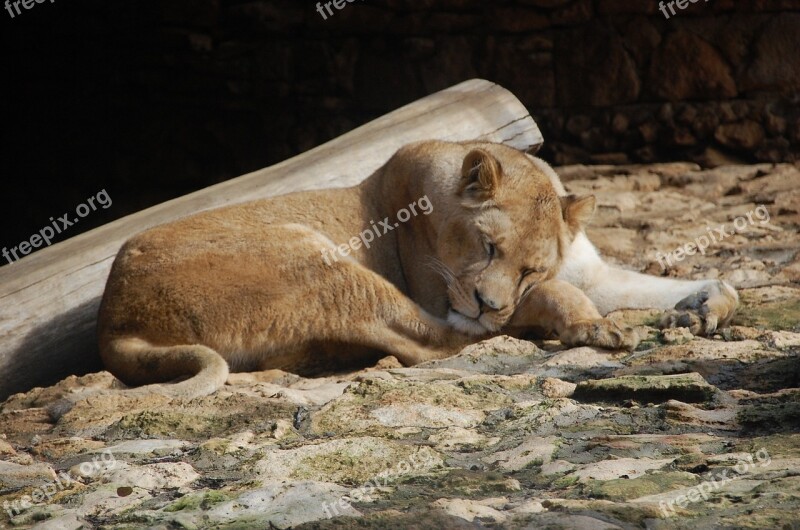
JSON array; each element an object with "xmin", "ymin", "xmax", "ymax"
[
  {"xmin": 732, "ymin": 297, "xmax": 800, "ymax": 332},
  {"xmin": 585, "ymin": 471, "xmax": 700, "ymax": 501},
  {"xmin": 164, "ymin": 490, "xmax": 231, "ymax": 512},
  {"xmin": 574, "ymin": 373, "xmax": 718, "ymax": 404}
]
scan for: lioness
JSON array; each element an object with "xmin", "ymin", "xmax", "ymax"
[{"xmin": 96, "ymin": 140, "xmax": 738, "ymax": 400}]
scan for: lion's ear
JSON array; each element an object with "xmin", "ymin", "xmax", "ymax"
[
  {"xmin": 460, "ymin": 149, "xmax": 502, "ymax": 199},
  {"xmin": 561, "ymin": 194, "xmax": 596, "ymax": 233}
]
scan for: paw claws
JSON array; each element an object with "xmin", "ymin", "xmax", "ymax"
[
  {"xmin": 704, "ymin": 315, "xmax": 719, "ymax": 335},
  {"xmin": 661, "ymin": 281, "xmax": 738, "ymax": 337}
]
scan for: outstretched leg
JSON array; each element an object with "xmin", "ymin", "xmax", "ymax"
[
  {"xmin": 556, "ymin": 233, "xmax": 738, "ymax": 335},
  {"xmin": 505, "ymin": 279, "xmax": 639, "ymax": 351}
]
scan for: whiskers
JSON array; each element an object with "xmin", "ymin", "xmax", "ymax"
[
  {"xmin": 425, "ymin": 256, "xmax": 456, "ymax": 287},
  {"xmin": 425, "ymin": 256, "xmax": 472, "ymax": 313}
]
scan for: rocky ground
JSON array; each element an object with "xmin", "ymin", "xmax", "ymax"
[{"xmin": 1, "ymin": 161, "xmax": 799, "ymax": 529}]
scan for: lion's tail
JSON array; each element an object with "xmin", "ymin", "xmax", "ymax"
[{"xmin": 48, "ymin": 337, "xmax": 229, "ymax": 420}]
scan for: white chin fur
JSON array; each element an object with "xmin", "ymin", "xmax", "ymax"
[{"xmin": 447, "ymin": 310, "xmax": 488, "ymax": 336}]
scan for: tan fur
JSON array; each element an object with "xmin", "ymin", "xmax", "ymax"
[{"xmin": 88, "ymin": 140, "xmax": 734, "ymax": 404}]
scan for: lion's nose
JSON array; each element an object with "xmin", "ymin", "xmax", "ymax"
[{"xmin": 475, "ymin": 289, "xmax": 504, "ymax": 312}]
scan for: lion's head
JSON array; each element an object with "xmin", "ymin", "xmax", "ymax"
[{"xmin": 428, "ymin": 144, "xmax": 595, "ymax": 335}]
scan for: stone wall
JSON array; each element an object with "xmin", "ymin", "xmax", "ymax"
[
  {"xmin": 3, "ymin": 0, "xmax": 799, "ymax": 249},
  {"xmin": 117, "ymin": 0, "xmax": 798, "ymax": 168}
]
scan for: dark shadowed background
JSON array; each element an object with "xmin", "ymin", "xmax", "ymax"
[{"xmin": 2, "ymin": 0, "xmax": 798, "ymax": 261}]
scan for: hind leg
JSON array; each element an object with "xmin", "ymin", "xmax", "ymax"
[{"xmin": 319, "ymin": 257, "xmax": 474, "ymax": 365}]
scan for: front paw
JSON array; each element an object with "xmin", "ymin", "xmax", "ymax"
[
  {"xmin": 660, "ymin": 280, "xmax": 738, "ymax": 335},
  {"xmin": 561, "ymin": 319, "xmax": 640, "ymax": 351}
]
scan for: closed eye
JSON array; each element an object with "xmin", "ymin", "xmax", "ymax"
[
  {"xmin": 522, "ymin": 268, "xmax": 545, "ymax": 278},
  {"xmin": 483, "ymin": 240, "xmax": 496, "ymax": 260},
  {"xmin": 519, "ymin": 268, "xmax": 546, "ymax": 289}
]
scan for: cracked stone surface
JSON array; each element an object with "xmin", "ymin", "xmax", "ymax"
[{"xmin": 1, "ymin": 162, "xmax": 798, "ymax": 529}]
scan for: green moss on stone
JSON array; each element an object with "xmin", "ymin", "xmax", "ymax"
[
  {"xmin": 732, "ymin": 298, "xmax": 800, "ymax": 332},
  {"xmin": 574, "ymin": 373, "xmax": 717, "ymax": 404},
  {"xmin": 585, "ymin": 471, "xmax": 699, "ymax": 501},
  {"xmin": 164, "ymin": 490, "xmax": 230, "ymax": 512}
]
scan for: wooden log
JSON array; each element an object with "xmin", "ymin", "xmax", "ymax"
[{"xmin": 0, "ymin": 79, "xmax": 543, "ymax": 400}]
